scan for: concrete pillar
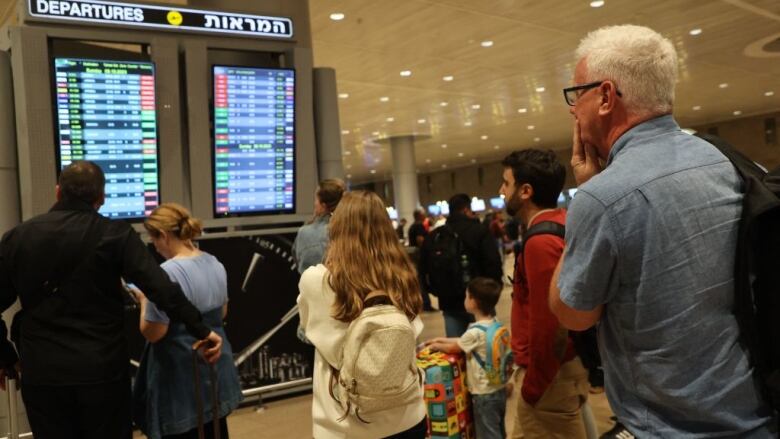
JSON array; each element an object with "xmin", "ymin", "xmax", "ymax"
[
  {"xmin": 0, "ymin": 51, "xmax": 19, "ymax": 235},
  {"xmin": 0, "ymin": 50, "xmax": 27, "ymax": 434},
  {"xmin": 312, "ymin": 68, "xmax": 344, "ymax": 181},
  {"xmin": 389, "ymin": 136, "xmax": 419, "ymax": 231}
]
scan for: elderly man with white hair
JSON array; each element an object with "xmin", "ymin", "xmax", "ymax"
[{"xmin": 549, "ymin": 25, "xmax": 774, "ymax": 437}]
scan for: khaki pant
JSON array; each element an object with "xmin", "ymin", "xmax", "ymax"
[{"xmin": 511, "ymin": 357, "xmax": 589, "ymax": 439}]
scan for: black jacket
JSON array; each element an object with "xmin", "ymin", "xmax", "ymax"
[
  {"xmin": 421, "ymin": 212, "xmax": 503, "ymax": 311},
  {"xmin": 0, "ymin": 199, "xmax": 210, "ymax": 385},
  {"xmin": 446, "ymin": 212, "xmax": 503, "ymax": 283}
]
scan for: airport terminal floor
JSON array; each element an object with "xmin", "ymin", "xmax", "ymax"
[{"xmin": 132, "ymin": 259, "xmax": 617, "ymax": 439}]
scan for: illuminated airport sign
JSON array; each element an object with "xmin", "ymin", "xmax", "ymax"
[{"xmin": 28, "ymin": 0, "xmax": 294, "ymax": 39}]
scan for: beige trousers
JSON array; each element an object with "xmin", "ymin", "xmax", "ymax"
[{"xmin": 511, "ymin": 357, "xmax": 589, "ymax": 439}]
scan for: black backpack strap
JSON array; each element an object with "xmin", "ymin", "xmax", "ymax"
[{"xmin": 522, "ymin": 221, "xmax": 565, "ymax": 256}]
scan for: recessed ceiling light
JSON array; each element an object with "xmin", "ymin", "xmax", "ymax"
[
  {"xmin": 343, "ymin": 151, "xmax": 352, "ymax": 156},
  {"xmin": 692, "ymin": 105, "xmax": 701, "ymax": 111},
  {"xmin": 733, "ymin": 110, "xmax": 742, "ymax": 116},
  {"xmin": 375, "ymin": 158, "xmax": 381, "ymax": 163},
  {"xmin": 346, "ymin": 164, "xmax": 352, "ymax": 169},
  {"xmin": 400, "ymin": 70, "xmax": 412, "ymax": 77},
  {"xmin": 346, "ymin": 174, "xmax": 352, "ymax": 178},
  {"xmin": 535, "ymin": 87, "xmax": 545, "ymax": 93},
  {"xmin": 370, "ymin": 169, "xmax": 377, "ymax": 174},
  {"xmin": 425, "ymin": 158, "xmax": 432, "ymax": 163},
  {"xmin": 689, "ymin": 28, "xmax": 702, "ymax": 36},
  {"xmin": 464, "ymin": 121, "xmax": 473, "ymax": 127},
  {"xmin": 442, "ymin": 164, "xmax": 448, "ymax": 169},
  {"xmin": 457, "ymin": 152, "xmax": 465, "ymax": 157},
  {"xmin": 517, "ymin": 108, "xmax": 528, "ymax": 113},
  {"xmin": 719, "ymin": 83, "xmax": 729, "ymax": 89},
  {"xmin": 418, "ymin": 119, "xmax": 427, "ymax": 124},
  {"xmin": 481, "ymin": 135, "xmax": 488, "ymax": 140},
  {"xmin": 341, "ymin": 130, "xmax": 350, "ymax": 135},
  {"xmin": 440, "ymin": 101, "xmax": 449, "ymax": 107},
  {"xmin": 534, "ymin": 137, "xmax": 541, "ymax": 142},
  {"xmin": 527, "ymin": 125, "xmax": 535, "ymax": 130},
  {"xmin": 372, "ymin": 131, "xmax": 380, "ymax": 136},
  {"xmin": 380, "ymin": 96, "xmax": 389, "ymax": 102},
  {"xmin": 329, "ymin": 12, "xmax": 345, "ymax": 21},
  {"xmin": 765, "ymin": 91, "xmax": 775, "ymax": 97},
  {"xmin": 470, "ymin": 159, "xmax": 477, "ymax": 163},
  {"xmin": 443, "ymin": 75, "xmax": 454, "ymax": 81},
  {"xmin": 590, "ymin": 0, "xmax": 605, "ymax": 7},
  {"xmin": 386, "ymin": 117, "xmax": 395, "ymax": 122},
  {"xmin": 493, "ymin": 145, "xmax": 500, "ymax": 149},
  {"xmin": 472, "ymin": 104, "xmax": 481, "ymax": 110},
  {"xmin": 338, "ymin": 93, "xmax": 349, "ymax": 99},
  {"xmin": 481, "ymin": 40, "xmax": 493, "ymax": 48},
  {"xmin": 441, "ymin": 144, "xmax": 448, "ymax": 149}
]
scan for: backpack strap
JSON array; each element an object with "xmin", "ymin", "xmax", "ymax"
[
  {"xmin": 469, "ymin": 320, "xmax": 500, "ymax": 372},
  {"xmin": 522, "ymin": 221, "xmax": 565, "ymax": 253},
  {"xmin": 365, "ymin": 291, "xmax": 388, "ymax": 300}
]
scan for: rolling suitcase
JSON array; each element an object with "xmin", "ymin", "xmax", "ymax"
[
  {"xmin": 416, "ymin": 348, "xmax": 474, "ymax": 439},
  {"xmin": 192, "ymin": 349, "xmax": 221, "ymax": 439}
]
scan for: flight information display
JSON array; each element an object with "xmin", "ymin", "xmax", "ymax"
[
  {"xmin": 213, "ymin": 65, "xmax": 295, "ymax": 216},
  {"xmin": 54, "ymin": 58, "xmax": 159, "ymax": 220}
]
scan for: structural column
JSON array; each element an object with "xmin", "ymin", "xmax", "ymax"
[
  {"xmin": 312, "ymin": 67, "xmax": 344, "ymax": 181},
  {"xmin": 389, "ymin": 136, "xmax": 420, "ymax": 230}
]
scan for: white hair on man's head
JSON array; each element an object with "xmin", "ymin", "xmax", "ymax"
[{"xmin": 576, "ymin": 24, "xmax": 678, "ymax": 117}]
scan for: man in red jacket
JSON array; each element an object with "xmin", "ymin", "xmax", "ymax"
[{"xmin": 500, "ymin": 149, "xmax": 589, "ymax": 438}]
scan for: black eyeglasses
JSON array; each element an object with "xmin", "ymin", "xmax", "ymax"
[{"xmin": 562, "ymin": 81, "xmax": 622, "ymax": 106}]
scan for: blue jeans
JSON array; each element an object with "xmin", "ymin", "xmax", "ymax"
[
  {"xmin": 442, "ymin": 310, "xmax": 473, "ymax": 337},
  {"xmin": 473, "ymin": 388, "xmax": 507, "ymax": 439}
]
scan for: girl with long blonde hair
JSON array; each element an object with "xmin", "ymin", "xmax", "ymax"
[{"xmin": 297, "ymin": 191, "xmax": 426, "ymax": 439}]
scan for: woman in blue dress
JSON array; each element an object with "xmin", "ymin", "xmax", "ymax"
[{"xmin": 132, "ymin": 203, "xmax": 242, "ymax": 439}]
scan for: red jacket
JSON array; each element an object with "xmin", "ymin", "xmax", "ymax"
[{"xmin": 511, "ymin": 209, "xmax": 577, "ymax": 405}]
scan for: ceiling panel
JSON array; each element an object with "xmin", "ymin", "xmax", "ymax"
[{"xmin": 310, "ymin": 0, "xmax": 780, "ymax": 182}]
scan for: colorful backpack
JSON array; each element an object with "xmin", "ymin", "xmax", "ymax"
[{"xmin": 470, "ymin": 321, "xmax": 513, "ymax": 386}]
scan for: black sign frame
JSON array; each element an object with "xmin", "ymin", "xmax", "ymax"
[{"xmin": 27, "ymin": 0, "xmax": 294, "ymax": 39}]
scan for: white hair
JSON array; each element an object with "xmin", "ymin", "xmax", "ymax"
[{"xmin": 576, "ymin": 24, "xmax": 678, "ymax": 117}]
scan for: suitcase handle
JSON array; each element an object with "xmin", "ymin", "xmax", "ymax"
[
  {"xmin": 5, "ymin": 375, "xmax": 19, "ymax": 439},
  {"xmin": 192, "ymin": 346, "xmax": 221, "ymax": 439}
]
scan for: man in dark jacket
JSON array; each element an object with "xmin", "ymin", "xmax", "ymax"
[
  {"xmin": 0, "ymin": 161, "xmax": 222, "ymax": 439},
  {"xmin": 421, "ymin": 193, "xmax": 503, "ymax": 336}
]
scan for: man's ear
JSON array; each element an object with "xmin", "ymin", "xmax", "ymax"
[
  {"xmin": 598, "ymin": 81, "xmax": 619, "ymax": 116},
  {"xmin": 519, "ymin": 183, "xmax": 534, "ymax": 201}
]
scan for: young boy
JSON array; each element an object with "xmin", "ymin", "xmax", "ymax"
[{"xmin": 426, "ymin": 277, "xmax": 507, "ymax": 439}]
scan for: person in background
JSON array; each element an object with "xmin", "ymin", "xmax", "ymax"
[
  {"xmin": 293, "ymin": 179, "xmax": 346, "ymax": 274},
  {"xmin": 421, "ymin": 193, "xmax": 503, "ymax": 337},
  {"xmin": 549, "ymin": 25, "xmax": 772, "ymax": 436},
  {"xmin": 297, "ymin": 190, "xmax": 426, "ymax": 439},
  {"xmin": 132, "ymin": 203, "xmax": 242, "ymax": 439},
  {"xmin": 408, "ymin": 209, "xmax": 428, "ymax": 249},
  {"xmin": 425, "ymin": 277, "xmax": 508, "ymax": 439},
  {"xmin": 408, "ymin": 209, "xmax": 436, "ymax": 312},
  {"xmin": 0, "ymin": 161, "xmax": 221, "ymax": 439},
  {"xmin": 396, "ymin": 218, "xmax": 408, "ymax": 242},
  {"xmin": 500, "ymin": 149, "xmax": 588, "ymax": 438}
]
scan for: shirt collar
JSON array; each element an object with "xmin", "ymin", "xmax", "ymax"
[
  {"xmin": 49, "ymin": 198, "xmax": 97, "ymax": 213},
  {"xmin": 607, "ymin": 114, "xmax": 680, "ymax": 166}
]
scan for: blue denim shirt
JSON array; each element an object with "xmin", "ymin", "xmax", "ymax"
[
  {"xmin": 293, "ymin": 215, "xmax": 330, "ymax": 274},
  {"xmin": 559, "ymin": 115, "xmax": 773, "ymax": 437}
]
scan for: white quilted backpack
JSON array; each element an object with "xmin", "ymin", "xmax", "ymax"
[{"xmin": 330, "ymin": 291, "xmax": 422, "ymax": 423}]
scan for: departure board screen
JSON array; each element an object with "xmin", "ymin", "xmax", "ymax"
[
  {"xmin": 54, "ymin": 58, "xmax": 159, "ymax": 220},
  {"xmin": 212, "ymin": 65, "xmax": 295, "ymax": 217}
]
